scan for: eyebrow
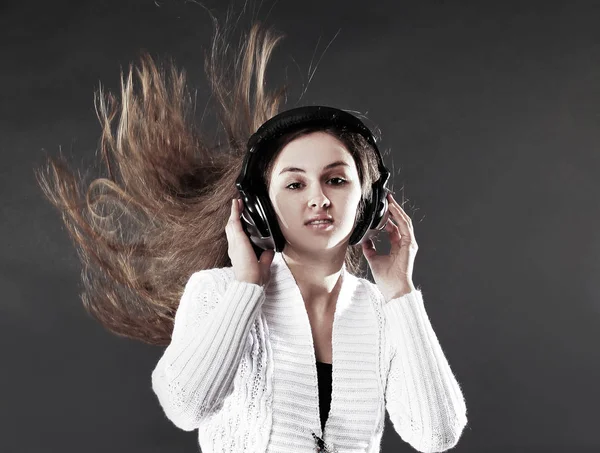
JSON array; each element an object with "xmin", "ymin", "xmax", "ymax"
[{"xmin": 278, "ymin": 160, "xmax": 350, "ymax": 176}]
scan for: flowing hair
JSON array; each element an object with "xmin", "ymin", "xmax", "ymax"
[{"xmin": 34, "ymin": 15, "xmax": 383, "ymax": 346}]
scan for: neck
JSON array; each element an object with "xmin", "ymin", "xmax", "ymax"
[{"xmin": 281, "ymin": 248, "xmax": 345, "ymax": 315}]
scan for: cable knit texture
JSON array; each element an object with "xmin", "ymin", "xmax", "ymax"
[{"xmin": 151, "ymin": 252, "xmax": 468, "ymax": 452}]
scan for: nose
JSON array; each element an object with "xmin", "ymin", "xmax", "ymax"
[{"xmin": 308, "ymin": 192, "xmax": 331, "ymax": 209}]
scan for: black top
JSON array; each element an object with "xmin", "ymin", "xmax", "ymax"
[{"xmin": 316, "ymin": 360, "xmax": 333, "ymax": 433}]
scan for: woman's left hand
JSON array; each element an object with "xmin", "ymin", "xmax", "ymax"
[{"xmin": 361, "ymin": 192, "xmax": 418, "ymax": 302}]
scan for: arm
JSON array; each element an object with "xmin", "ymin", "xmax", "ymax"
[
  {"xmin": 383, "ymin": 288, "xmax": 468, "ymax": 452},
  {"xmin": 151, "ymin": 270, "xmax": 265, "ymax": 431}
]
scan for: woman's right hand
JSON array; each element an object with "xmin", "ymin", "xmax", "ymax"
[{"xmin": 226, "ymin": 198, "xmax": 275, "ymax": 287}]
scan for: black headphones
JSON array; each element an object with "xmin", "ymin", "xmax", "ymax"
[{"xmin": 235, "ymin": 105, "xmax": 392, "ymax": 259}]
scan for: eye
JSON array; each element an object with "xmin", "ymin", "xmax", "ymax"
[{"xmin": 285, "ymin": 178, "xmax": 347, "ymax": 191}]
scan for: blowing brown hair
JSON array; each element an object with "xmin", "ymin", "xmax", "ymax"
[{"xmin": 34, "ymin": 17, "xmax": 383, "ymax": 346}]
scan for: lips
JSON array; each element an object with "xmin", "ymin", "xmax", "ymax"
[
  {"xmin": 305, "ymin": 217, "xmax": 334, "ymax": 225},
  {"xmin": 306, "ymin": 219, "xmax": 332, "ymax": 224}
]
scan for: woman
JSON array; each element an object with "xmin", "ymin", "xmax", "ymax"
[{"xmin": 35, "ymin": 13, "xmax": 467, "ymax": 453}]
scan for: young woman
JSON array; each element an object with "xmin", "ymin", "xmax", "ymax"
[{"xmin": 35, "ymin": 14, "xmax": 467, "ymax": 453}]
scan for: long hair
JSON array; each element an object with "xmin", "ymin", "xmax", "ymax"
[{"xmin": 34, "ymin": 17, "xmax": 383, "ymax": 346}]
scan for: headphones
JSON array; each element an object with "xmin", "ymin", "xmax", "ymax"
[{"xmin": 235, "ymin": 105, "xmax": 392, "ymax": 259}]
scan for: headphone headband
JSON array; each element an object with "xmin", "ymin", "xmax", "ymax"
[{"xmin": 247, "ymin": 105, "xmax": 379, "ymax": 154}]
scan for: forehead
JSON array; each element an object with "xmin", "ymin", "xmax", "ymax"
[{"xmin": 272, "ymin": 132, "xmax": 354, "ymax": 173}]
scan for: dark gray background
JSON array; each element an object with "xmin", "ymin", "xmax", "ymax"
[{"xmin": 2, "ymin": 0, "xmax": 598, "ymax": 452}]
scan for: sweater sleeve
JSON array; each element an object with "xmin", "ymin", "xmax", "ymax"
[
  {"xmin": 382, "ymin": 288, "xmax": 468, "ymax": 453},
  {"xmin": 151, "ymin": 269, "xmax": 266, "ymax": 431}
]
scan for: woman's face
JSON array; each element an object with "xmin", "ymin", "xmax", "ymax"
[{"xmin": 267, "ymin": 131, "xmax": 363, "ymax": 252}]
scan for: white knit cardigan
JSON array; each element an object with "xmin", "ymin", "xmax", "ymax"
[{"xmin": 152, "ymin": 251, "xmax": 467, "ymax": 452}]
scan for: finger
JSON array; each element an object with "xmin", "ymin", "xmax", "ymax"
[
  {"xmin": 387, "ymin": 193, "xmax": 412, "ymax": 224},
  {"xmin": 385, "ymin": 218, "xmax": 399, "ymax": 233},
  {"xmin": 362, "ymin": 238, "xmax": 377, "ymax": 258},
  {"xmin": 231, "ymin": 199, "xmax": 242, "ymax": 216},
  {"xmin": 362, "ymin": 237, "xmax": 375, "ymax": 250},
  {"xmin": 390, "ymin": 208, "xmax": 413, "ymax": 239},
  {"xmin": 260, "ymin": 248, "xmax": 274, "ymax": 264},
  {"xmin": 229, "ymin": 199, "xmax": 237, "ymax": 223},
  {"xmin": 387, "ymin": 200, "xmax": 414, "ymax": 238},
  {"xmin": 384, "ymin": 218, "xmax": 403, "ymax": 247},
  {"xmin": 228, "ymin": 199, "xmax": 244, "ymax": 232},
  {"xmin": 387, "ymin": 213, "xmax": 399, "ymax": 227}
]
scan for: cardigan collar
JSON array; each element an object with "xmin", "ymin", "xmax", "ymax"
[
  {"xmin": 271, "ymin": 251, "xmax": 348, "ymax": 305},
  {"xmin": 262, "ymin": 251, "xmax": 385, "ymax": 451},
  {"xmin": 267, "ymin": 251, "xmax": 355, "ymax": 318}
]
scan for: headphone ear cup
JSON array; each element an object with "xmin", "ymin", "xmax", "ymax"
[
  {"xmin": 256, "ymin": 194, "xmax": 287, "ymax": 252},
  {"xmin": 238, "ymin": 194, "xmax": 270, "ymax": 256},
  {"xmin": 349, "ymin": 185, "xmax": 389, "ymax": 246},
  {"xmin": 239, "ymin": 193, "xmax": 286, "ymax": 254},
  {"xmin": 350, "ymin": 196, "xmax": 375, "ymax": 246}
]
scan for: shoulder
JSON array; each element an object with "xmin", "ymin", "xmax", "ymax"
[
  {"xmin": 350, "ymin": 274, "xmax": 385, "ymax": 309},
  {"xmin": 183, "ymin": 265, "xmax": 236, "ymax": 295}
]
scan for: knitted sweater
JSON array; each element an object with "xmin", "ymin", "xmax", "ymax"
[{"xmin": 151, "ymin": 252, "xmax": 468, "ymax": 453}]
